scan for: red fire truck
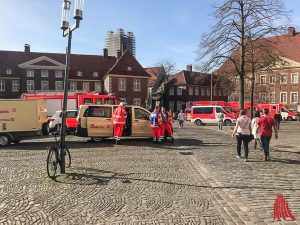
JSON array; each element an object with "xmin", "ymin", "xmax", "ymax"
[
  {"xmin": 258, "ymin": 103, "xmax": 298, "ymax": 121},
  {"xmin": 22, "ymin": 93, "xmax": 119, "ymax": 118}
]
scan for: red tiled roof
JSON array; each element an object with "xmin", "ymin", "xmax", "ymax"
[
  {"xmin": 105, "ymin": 50, "xmax": 150, "ymax": 78},
  {"xmin": 145, "ymin": 67, "xmax": 164, "ymax": 86}
]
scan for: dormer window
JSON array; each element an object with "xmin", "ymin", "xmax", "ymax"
[
  {"xmin": 93, "ymin": 72, "xmax": 98, "ymax": 77},
  {"xmin": 41, "ymin": 70, "xmax": 49, "ymax": 78},
  {"xmin": 6, "ymin": 69, "xmax": 13, "ymax": 74},
  {"xmin": 127, "ymin": 67, "xmax": 132, "ymax": 71},
  {"xmin": 77, "ymin": 71, "xmax": 83, "ymax": 77}
]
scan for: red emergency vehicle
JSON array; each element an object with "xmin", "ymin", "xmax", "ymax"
[{"xmin": 258, "ymin": 103, "xmax": 298, "ymax": 121}]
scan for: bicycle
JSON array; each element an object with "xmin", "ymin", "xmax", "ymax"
[{"xmin": 46, "ymin": 131, "xmax": 71, "ymax": 178}]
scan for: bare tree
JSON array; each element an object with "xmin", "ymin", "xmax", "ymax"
[{"xmin": 197, "ymin": 0, "xmax": 289, "ymax": 110}]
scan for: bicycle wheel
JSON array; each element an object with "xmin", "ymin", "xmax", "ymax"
[
  {"xmin": 65, "ymin": 147, "xmax": 71, "ymax": 168},
  {"xmin": 47, "ymin": 147, "xmax": 59, "ymax": 178}
]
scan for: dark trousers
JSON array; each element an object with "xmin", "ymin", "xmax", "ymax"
[
  {"xmin": 179, "ymin": 120, "xmax": 184, "ymax": 128},
  {"xmin": 260, "ymin": 136, "xmax": 272, "ymax": 156},
  {"xmin": 236, "ymin": 134, "xmax": 249, "ymax": 159},
  {"xmin": 275, "ymin": 121, "xmax": 280, "ymax": 130},
  {"xmin": 218, "ymin": 121, "xmax": 223, "ymax": 130}
]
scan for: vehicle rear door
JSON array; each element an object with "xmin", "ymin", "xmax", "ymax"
[
  {"xmin": 66, "ymin": 111, "xmax": 78, "ymax": 129},
  {"xmin": 86, "ymin": 106, "xmax": 113, "ymax": 137},
  {"xmin": 132, "ymin": 107, "xmax": 152, "ymax": 137}
]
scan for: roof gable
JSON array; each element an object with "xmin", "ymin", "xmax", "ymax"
[
  {"xmin": 18, "ymin": 56, "xmax": 65, "ymax": 70},
  {"xmin": 105, "ymin": 50, "xmax": 150, "ymax": 78}
]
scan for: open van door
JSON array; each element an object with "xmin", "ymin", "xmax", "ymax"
[
  {"xmin": 86, "ymin": 106, "xmax": 113, "ymax": 137},
  {"xmin": 132, "ymin": 107, "xmax": 152, "ymax": 137}
]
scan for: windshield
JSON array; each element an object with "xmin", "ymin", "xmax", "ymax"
[
  {"xmin": 280, "ymin": 107, "xmax": 288, "ymax": 113},
  {"xmin": 224, "ymin": 107, "xmax": 235, "ymax": 113}
]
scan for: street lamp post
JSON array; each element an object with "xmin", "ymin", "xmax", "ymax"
[{"xmin": 59, "ymin": 0, "xmax": 84, "ymax": 173}]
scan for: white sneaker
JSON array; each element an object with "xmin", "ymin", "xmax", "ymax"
[
  {"xmin": 236, "ymin": 155, "xmax": 241, "ymax": 159},
  {"xmin": 244, "ymin": 159, "xmax": 248, "ymax": 162}
]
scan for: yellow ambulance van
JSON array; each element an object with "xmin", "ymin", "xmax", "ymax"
[
  {"xmin": 76, "ymin": 105, "xmax": 152, "ymax": 142},
  {"xmin": 0, "ymin": 99, "xmax": 49, "ymax": 147}
]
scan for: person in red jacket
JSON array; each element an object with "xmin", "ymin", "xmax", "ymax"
[
  {"xmin": 113, "ymin": 102, "xmax": 127, "ymax": 144},
  {"xmin": 160, "ymin": 107, "xmax": 174, "ymax": 142}
]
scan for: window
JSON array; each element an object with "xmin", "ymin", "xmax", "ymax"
[
  {"xmin": 12, "ymin": 80, "xmax": 20, "ymax": 92},
  {"xmin": 270, "ymin": 75, "xmax": 275, "ymax": 84},
  {"xmin": 26, "ymin": 69, "xmax": 34, "ymax": 77},
  {"xmin": 193, "ymin": 107, "xmax": 213, "ymax": 114},
  {"xmin": 118, "ymin": 78, "xmax": 126, "ymax": 91},
  {"xmin": 133, "ymin": 79, "xmax": 141, "ymax": 91},
  {"xmin": 169, "ymin": 87, "xmax": 174, "ymax": 95},
  {"xmin": 260, "ymin": 75, "xmax": 266, "ymax": 84},
  {"xmin": 41, "ymin": 81, "xmax": 49, "ymax": 91},
  {"xmin": 291, "ymin": 92, "xmax": 298, "ymax": 103},
  {"xmin": 0, "ymin": 80, "xmax": 5, "ymax": 91},
  {"xmin": 216, "ymin": 107, "xmax": 223, "ymax": 113},
  {"xmin": 133, "ymin": 98, "xmax": 141, "ymax": 106},
  {"xmin": 6, "ymin": 69, "xmax": 13, "ymax": 74},
  {"xmin": 69, "ymin": 81, "xmax": 77, "ymax": 91},
  {"xmin": 206, "ymin": 88, "xmax": 211, "ymax": 96},
  {"xmin": 41, "ymin": 70, "xmax": 49, "ymax": 78},
  {"xmin": 189, "ymin": 87, "xmax": 193, "ymax": 95},
  {"xmin": 280, "ymin": 92, "xmax": 287, "ymax": 103},
  {"xmin": 95, "ymin": 82, "xmax": 101, "ymax": 92},
  {"xmin": 169, "ymin": 101, "xmax": 174, "ymax": 110},
  {"xmin": 213, "ymin": 88, "xmax": 217, "ymax": 96},
  {"xmin": 177, "ymin": 87, "xmax": 182, "ymax": 96},
  {"xmin": 66, "ymin": 111, "xmax": 78, "ymax": 118},
  {"xmin": 177, "ymin": 101, "xmax": 182, "ymax": 111},
  {"xmin": 201, "ymin": 88, "xmax": 205, "ymax": 96},
  {"xmin": 291, "ymin": 73, "xmax": 298, "ymax": 83},
  {"xmin": 84, "ymin": 98, "xmax": 92, "ymax": 104},
  {"xmin": 77, "ymin": 71, "xmax": 83, "ymax": 77},
  {"xmin": 218, "ymin": 89, "xmax": 222, "ymax": 96},
  {"xmin": 280, "ymin": 74, "xmax": 287, "ymax": 84},
  {"xmin": 83, "ymin": 82, "xmax": 90, "ymax": 91},
  {"xmin": 55, "ymin": 81, "xmax": 63, "ymax": 91},
  {"xmin": 87, "ymin": 106, "xmax": 112, "ymax": 118},
  {"xmin": 127, "ymin": 67, "xmax": 132, "ymax": 71},
  {"xmin": 27, "ymin": 80, "xmax": 34, "ymax": 91},
  {"xmin": 270, "ymin": 92, "xmax": 275, "ymax": 103},
  {"xmin": 93, "ymin": 72, "xmax": 98, "ymax": 77},
  {"xmin": 55, "ymin": 71, "xmax": 63, "ymax": 78},
  {"xmin": 134, "ymin": 108, "xmax": 149, "ymax": 120},
  {"xmin": 259, "ymin": 93, "xmax": 267, "ymax": 102},
  {"xmin": 195, "ymin": 87, "xmax": 199, "ymax": 95}
]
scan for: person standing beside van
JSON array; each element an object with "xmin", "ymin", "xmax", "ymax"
[
  {"xmin": 159, "ymin": 107, "xmax": 174, "ymax": 142},
  {"xmin": 113, "ymin": 102, "xmax": 127, "ymax": 144},
  {"xmin": 177, "ymin": 110, "xmax": 185, "ymax": 128},
  {"xmin": 231, "ymin": 109, "xmax": 252, "ymax": 162},
  {"xmin": 216, "ymin": 111, "xmax": 224, "ymax": 130},
  {"xmin": 150, "ymin": 106, "xmax": 162, "ymax": 144}
]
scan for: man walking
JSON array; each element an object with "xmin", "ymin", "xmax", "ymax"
[
  {"xmin": 149, "ymin": 106, "xmax": 162, "ymax": 144},
  {"xmin": 216, "ymin": 111, "xmax": 225, "ymax": 130},
  {"xmin": 274, "ymin": 111, "xmax": 282, "ymax": 130},
  {"xmin": 257, "ymin": 108, "xmax": 278, "ymax": 161},
  {"xmin": 177, "ymin": 110, "xmax": 185, "ymax": 128},
  {"xmin": 113, "ymin": 102, "xmax": 127, "ymax": 144}
]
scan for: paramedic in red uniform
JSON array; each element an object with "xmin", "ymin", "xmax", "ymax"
[
  {"xmin": 160, "ymin": 107, "xmax": 174, "ymax": 142},
  {"xmin": 113, "ymin": 102, "xmax": 127, "ymax": 144}
]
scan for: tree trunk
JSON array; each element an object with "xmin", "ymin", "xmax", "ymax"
[{"xmin": 250, "ymin": 72, "xmax": 255, "ymax": 119}]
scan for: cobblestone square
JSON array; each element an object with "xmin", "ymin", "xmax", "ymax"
[{"xmin": 0, "ymin": 121, "xmax": 299, "ymax": 224}]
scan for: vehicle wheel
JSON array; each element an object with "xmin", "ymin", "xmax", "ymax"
[
  {"xmin": 46, "ymin": 147, "xmax": 58, "ymax": 178},
  {"xmin": 287, "ymin": 116, "xmax": 293, "ymax": 121},
  {"xmin": 91, "ymin": 137, "xmax": 104, "ymax": 143},
  {"xmin": 12, "ymin": 140, "xmax": 21, "ymax": 144},
  {"xmin": 224, "ymin": 119, "xmax": 232, "ymax": 126},
  {"xmin": 42, "ymin": 123, "xmax": 50, "ymax": 135},
  {"xmin": 195, "ymin": 119, "xmax": 203, "ymax": 126},
  {"xmin": 0, "ymin": 134, "xmax": 11, "ymax": 147}
]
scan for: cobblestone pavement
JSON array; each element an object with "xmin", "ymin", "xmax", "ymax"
[{"xmin": 0, "ymin": 121, "xmax": 299, "ymax": 224}]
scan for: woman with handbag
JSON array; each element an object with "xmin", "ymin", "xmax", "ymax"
[{"xmin": 231, "ymin": 109, "xmax": 252, "ymax": 162}]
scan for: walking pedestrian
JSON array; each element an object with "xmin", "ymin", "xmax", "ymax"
[
  {"xmin": 149, "ymin": 106, "xmax": 162, "ymax": 144},
  {"xmin": 231, "ymin": 109, "xmax": 252, "ymax": 162},
  {"xmin": 251, "ymin": 111, "xmax": 262, "ymax": 149},
  {"xmin": 112, "ymin": 102, "xmax": 127, "ymax": 144},
  {"xmin": 274, "ymin": 111, "xmax": 282, "ymax": 130},
  {"xmin": 257, "ymin": 108, "xmax": 278, "ymax": 161},
  {"xmin": 216, "ymin": 111, "xmax": 225, "ymax": 130},
  {"xmin": 177, "ymin": 110, "xmax": 185, "ymax": 128},
  {"xmin": 159, "ymin": 107, "xmax": 174, "ymax": 142}
]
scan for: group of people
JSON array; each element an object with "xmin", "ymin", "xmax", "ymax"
[
  {"xmin": 149, "ymin": 106, "xmax": 175, "ymax": 144},
  {"xmin": 231, "ymin": 108, "xmax": 278, "ymax": 162}
]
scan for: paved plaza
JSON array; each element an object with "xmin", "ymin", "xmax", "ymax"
[{"xmin": 0, "ymin": 121, "xmax": 299, "ymax": 224}]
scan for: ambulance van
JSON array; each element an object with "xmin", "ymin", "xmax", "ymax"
[{"xmin": 0, "ymin": 99, "xmax": 49, "ymax": 147}]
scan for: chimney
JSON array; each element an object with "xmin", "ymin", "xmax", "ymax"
[
  {"xmin": 117, "ymin": 50, "xmax": 122, "ymax": 59},
  {"xmin": 122, "ymin": 44, "xmax": 127, "ymax": 54},
  {"xmin": 24, "ymin": 44, "xmax": 30, "ymax": 53},
  {"xmin": 288, "ymin": 27, "xmax": 296, "ymax": 37},
  {"xmin": 186, "ymin": 64, "xmax": 192, "ymax": 72},
  {"xmin": 103, "ymin": 48, "xmax": 108, "ymax": 58}
]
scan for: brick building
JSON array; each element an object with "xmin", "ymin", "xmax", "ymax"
[
  {"xmin": 165, "ymin": 65, "xmax": 227, "ymax": 111},
  {"xmin": 0, "ymin": 45, "xmax": 149, "ymax": 106}
]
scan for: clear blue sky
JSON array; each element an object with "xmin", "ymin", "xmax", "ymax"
[{"xmin": 0, "ymin": 0, "xmax": 299, "ymax": 70}]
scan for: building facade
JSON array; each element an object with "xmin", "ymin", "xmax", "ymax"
[
  {"xmin": 0, "ymin": 45, "xmax": 149, "ymax": 106},
  {"xmin": 105, "ymin": 29, "xmax": 136, "ymax": 57}
]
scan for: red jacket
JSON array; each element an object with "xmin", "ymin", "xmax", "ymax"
[{"xmin": 113, "ymin": 106, "xmax": 127, "ymax": 125}]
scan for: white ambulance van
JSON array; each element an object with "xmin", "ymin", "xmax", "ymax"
[{"xmin": 0, "ymin": 99, "xmax": 49, "ymax": 147}]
